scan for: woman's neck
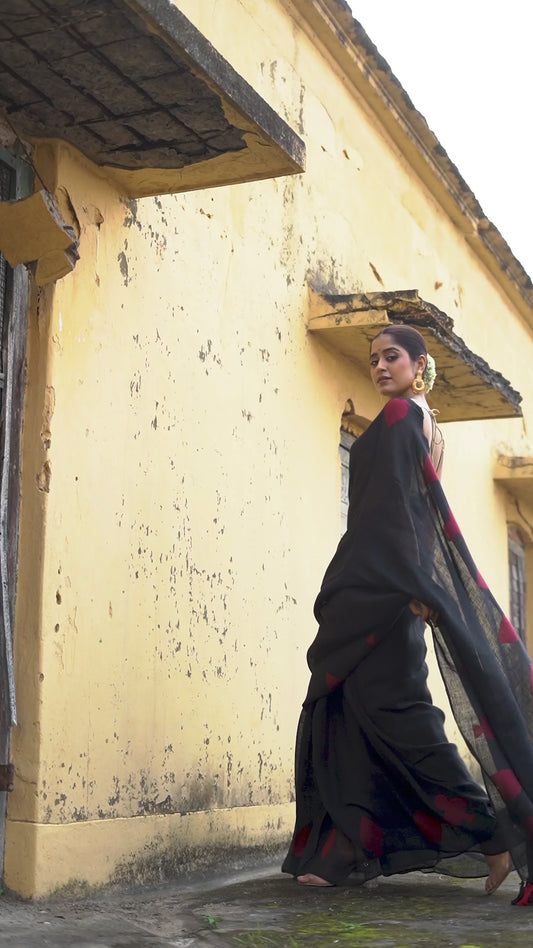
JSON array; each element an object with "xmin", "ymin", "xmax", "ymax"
[{"xmin": 409, "ymin": 392, "xmax": 430, "ymax": 410}]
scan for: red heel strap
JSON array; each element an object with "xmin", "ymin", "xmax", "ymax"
[{"xmin": 512, "ymin": 881, "xmax": 533, "ymax": 906}]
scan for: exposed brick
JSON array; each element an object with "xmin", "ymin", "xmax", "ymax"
[
  {"xmin": 6, "ymin": 12, "xmax": 60, "ymax": 39},
  {"xmin": 69, "ymin": 7, "xmax": 140, "ymax": 45},
  {"xmin": 99, "ymin": 37, "xmax": 178, "ymax": 84},
  {"xmin": 142, "ymin": 71, "xmax": 209, "ymax": 108},
  {"xmin": 0, "ymin": 70, "xmax": 41, "ymax": 107},
  {"xmin": 177, "ymin": 140, "xmax": 213, "ymax": 158},
  {"xmin": 81, "ymin": 119, "xmax": 143, "ymax": 149},
  {"xmin": 103, "ymin": 144, "xmax": 197, "ymax": 170},
  {"xmin": 7, "ymin": 105, "xmax": 49, "ymax": 137},
  {"xmin": 205, "ymin": 129, "xmax": 247, "ymax": 153},
  {"xmin": 123, "ymin": 110, "xmax": 201, "ymax": 144},
  {"xmin": 17, "ymin": 24, "xmax": 84, "ymax": 60},
  {"xmin": 3, "ymin": 0, "xmax": 38, "ymax": 17},
  {"xmin": 12, "ymin": 99, "xmax": 69, "ymax": 136},
  {"xmin": 34, "ymin": 0, "xmax": 90, "ymax": 10},
  {"xmin": 56, "ymin": 124, "xmax": 110, "ymax": 160},
  {"xmin": 0, "ymin": 38, "xmax": 40, "ymax": 70},
  {"xmin": 170, "ymin": 102, "xmax": 231, "ymax": 137},
  {"xmin": 17, "ymin": 61, "xmax": 106, "ymax": 122},
  {"xmin": 56, "ymin": 51, "xmax": 153, "ymax": 114}
]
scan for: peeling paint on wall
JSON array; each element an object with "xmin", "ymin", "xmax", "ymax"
[
  {"xmin": 9, "ymin": 0, "xmax": 533, "ymax": 901},
  {"xmin": 117, "ymin": 250, "xmax": 129, "ymax": 285},
  {"xmin": 36, "ymin": 460, "xmax": 51, "ymax": 493},
  {"xmin": 40, "ymin": 385, "xmax": 55, "ymax": 450}
]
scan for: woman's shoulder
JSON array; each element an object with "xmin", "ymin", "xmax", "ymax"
[
  {"xmin": 380, "ymin": 397, "xmax": 424, "ymax": 429},
  {"xmin": 357, "ymin": 399, "xmax": 427, "ymax": 462}
]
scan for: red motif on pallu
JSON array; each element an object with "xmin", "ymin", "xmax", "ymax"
[
  {"xmin": 326, "ymin": 673, "xmax": 343, "ymax": 692},
  {"xmin": 512, "ymin": 881, "xmax": 533, "ymax": 906},
  {"xmin": 499, "ymin": 615, "xmax": 519, "ymax": 643},
  {"xmin": 384, "ymin": 399, "xmax": 409, "ymax": 426},
  {"xmin": 366, "ymin": 633, "xmax": 376, "ymax": 648},
  {"xmin": 476, "ymin": 569, "xmax": 489, "ymax": 589},
  {"xmin": 413, "ymin": 809, "xmax": 443, "ymax": 843},
  {"xmin": 360, "ymin": 815, "xmax": 384, "ymax": 858},
  {"xmin": 423, "ymin": 454, "xmax": 439, "ymax": 484},
  {"xmin": 491, "ymin": 769, "xmax": 522, "ymax": 801},
  {"xmin": 293, "ymin": 823, "xmax": 312, "ymax": 857},
  {"xmin": 434, "ymin": 794, "xmax": 474, "ymax": 826},
  {"xmin": 321, "ymin": 828, "xmax": 336, "ymax": 858},
  {"xmin": 444, "ymin": 510, "xmax": 461, "ymax": 541},
  {"xmin": 473, "ymin": 715, "xmax": 495, "ymax": 741}
]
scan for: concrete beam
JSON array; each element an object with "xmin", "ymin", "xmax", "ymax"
[
  {"xmin": 307, "ymin": 287, "xmax": 522, "ymax": 423},
  {"xmin": 0, "ymin": 0, "xmax": 305, "ymax": 197},
  {"xmin": 0, "ymin": 190, "xmax": 78, "ymax": 284}
]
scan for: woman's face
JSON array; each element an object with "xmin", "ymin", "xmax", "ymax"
[{"xmin": 369, "ymin": 336, "xmax": 425, "ymax": 399}]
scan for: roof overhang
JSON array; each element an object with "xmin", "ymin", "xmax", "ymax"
[
  {"xmin": 0, "ymin": 0, "xmax": 305, "ymax": 198},
  {"xmin": 288, "ymin": 0, "xmax": 533, "ymax": 326},
  {"xmin": 494, "ymin": 457, "xmax": 533, "ymax": 507},
  {"xmin": 307, "ymin": 288, "xmax": 522, "ymax": 423}
]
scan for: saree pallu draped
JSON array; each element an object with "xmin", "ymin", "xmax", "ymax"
[{"xmin": 282, "ymin": 398, "xmax": 533, "ymax": 884}]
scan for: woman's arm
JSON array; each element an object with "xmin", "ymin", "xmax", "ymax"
[{"xmin": 409, "ymin": 598, "xmax": 439, "ymax": 622}]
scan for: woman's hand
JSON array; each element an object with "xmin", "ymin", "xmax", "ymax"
[{"xmin": 409, "ymin": 599, "xmax": 439, "ymax": 623}]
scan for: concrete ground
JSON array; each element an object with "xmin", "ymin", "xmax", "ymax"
[{"xmin": 1, "ymin": 856, "xmax": 532, "ymax": 947}]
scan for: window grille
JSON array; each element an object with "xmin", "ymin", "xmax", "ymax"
[
  {"xmin": 508, "ymin": 531, "xmax": 527, "ymax": 642},
  {"xmin": 339, "ymin": 428, "xmax": 356, "ymax": 536},
  {"xmin": 0, "ymin": 160, "xmax": 15, "ymax": 390}
]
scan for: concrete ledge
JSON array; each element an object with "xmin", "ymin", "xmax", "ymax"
[
  {"xmin": 307, "ymin": 287, "xmax": 522, "ymax": 422},
  {"xmin": 0, "ymin": 190, "xmax": 79, "ymax": 284},
  {"xmin": 0, "ymin": 0, "xmax": 305, "ymax": 197}
]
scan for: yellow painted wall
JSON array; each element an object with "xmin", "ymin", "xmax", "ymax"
[{"xmin": 5, "ymin": 0, "xmax": 533, "ymax": 895}]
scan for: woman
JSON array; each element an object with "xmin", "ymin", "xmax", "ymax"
[{"xmin": 282, "ymin": 324, "xmax": 533, "ymax": 905}]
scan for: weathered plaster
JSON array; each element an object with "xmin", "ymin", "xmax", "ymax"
[
  {"xmin": 5, "ymin": 0, "xmax": 533, "ymax": 897},
  {"xmin": 0, "ymin": 190, "xmax": 78, "ymax": 284},
  {"xmin": 0, "ymin": 0, "xmax": 304, "ymax": 195}
]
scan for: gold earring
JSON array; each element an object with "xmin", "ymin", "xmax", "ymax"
[{"xmin": 412, "ymin": 369, "xmax": 425, "ymax": 393}]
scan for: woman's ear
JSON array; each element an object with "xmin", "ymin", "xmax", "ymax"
[{"xmin": 417, "ymin": 354, "xmax": 427, "ymax": 374}]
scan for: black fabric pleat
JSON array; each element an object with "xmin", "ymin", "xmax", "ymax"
[{"xmin": 282, "ymin": 398, "xmax": 533, "ymax": 883}]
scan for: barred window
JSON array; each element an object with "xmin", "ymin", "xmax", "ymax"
[
  {"xmin": 339, "ymin": 401, "xmax": 369, "ymax": 536},
  {"xmin": 339, "ymin": 428, "xmax": 356, "ymax": 536},
  {"xmin": 508, "ymin": 525, "xmax": 527, "ymax": 642},
  {"xmin": 0, "ymin": 160, "xmax": 15, "ymax": 393}
]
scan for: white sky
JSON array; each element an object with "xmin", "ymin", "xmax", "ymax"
[{"xmin": 345, "ymin": 1, "xmax": 533, "ymax": 278}]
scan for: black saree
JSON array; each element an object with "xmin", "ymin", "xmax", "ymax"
[{"xmin": 282, "ymin": 398, "xmax": 533, "ymax": 890}]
